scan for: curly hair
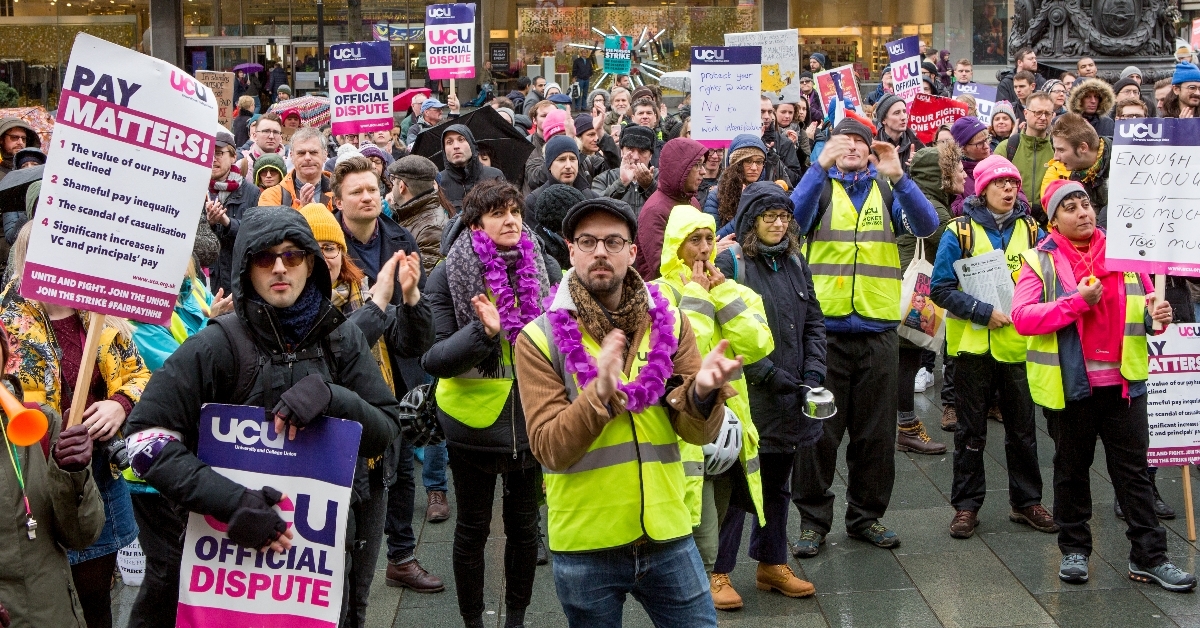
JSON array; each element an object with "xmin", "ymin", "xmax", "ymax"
[
  {"xmin": 715, "ymin": 149, "xmax": 764, "ymax": 225},
  {"xmin": 742, "ymin": 220, "xmax": 801, "ymax": 259},
  {"xmin": 938, "ymin": 140, "xmax": 963, "ymax": 193}
]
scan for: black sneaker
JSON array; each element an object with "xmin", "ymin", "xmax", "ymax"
[
  {"xmin": 536, "ymin": 533, "xmax": 549, "ymax": 566},
  {"xmin": 1153, "ymin": 486, "xmax": 1177, "ymax": 520},
  {"xmin": 1059, "ymin": 553, "xmax": 1089, "ymax": 584},
  {"xmin": 790, "ymin": 529, "xmax": 825, "ymax": 559},
  {"xmin": 1115, "ymin": 500, "xmax": 1125, "ymax": 520},
  {"xmin": 1129, "ymin": 561, "xmax": 1197, "ymax": 592},
  {"xmin": 848, "ymin": 522, "xmax": 900, "ymax": 549}
]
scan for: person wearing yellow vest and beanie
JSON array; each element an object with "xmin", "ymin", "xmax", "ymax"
[
  {"xmin": 655, "ymin": 204, "xmax": 774, "ymax": 610},
  {"xmin": 1011, "ymin": 181, "xmax": 1195, "ymax": 592},
  {"xmin": 515, "ymin": 197, "xmax": 742, "ymax": 627},
  {"xmin": 422, "ymin": 180, "xmax": 558, "ymax": 628},
  {"xmin": 929, "ymin": 154, "xmax": 1054, "ymax": 540},
  {"xmin": 788, "ymin": 114, "xmax": 940, "ymax": 557}
]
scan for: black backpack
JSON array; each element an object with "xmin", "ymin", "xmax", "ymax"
[{"xmin": 208, "ymin": 313, "xmax": 344, "ymax": 405}]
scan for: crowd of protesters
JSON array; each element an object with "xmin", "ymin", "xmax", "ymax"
[{"xmin": 0, "ymin": 41, "xmax": 1198, "ymax": 628}]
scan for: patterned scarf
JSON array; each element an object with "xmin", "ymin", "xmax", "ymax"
[
  {"xmin": 567, "ymin": 269, "xmax": 649, "ymax": 359},
  {"xmin": 209, "ymin": 167, "xmax": 243, "ymax": 201},
  {"xmin": 331, "ymin": 277, "xmax": 395, "ymax": 392}
]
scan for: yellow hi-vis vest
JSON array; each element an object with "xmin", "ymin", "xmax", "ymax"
[
  {"xmin": 806, "ymin": 179, "xmax": 902, "ymax": 321},
  {"xmin": 656, "ymin": 281, "xmax": 766, "ymax": 527},
  {"xmin": 436, "ymin": 294, "xmax": 516, "ymax": 428},
  {"xmin": 945, "ymin": 217, "xmax": 1034, "ymax": 363},
  {"xmin": 522, "ymin": 310, "xmax": 693, "ymax": 553},
  {"xmin": 1020, "ymin": 248, "xmax": 1149, "ymax": 410}
]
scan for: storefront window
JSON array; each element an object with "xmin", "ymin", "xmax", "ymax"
[
  {"xmin": 791, "ymin": 0, "xmax": 933, "ymax": 79},
  {"xmin": 972, "ymin": 0, "xmax": 1007, "ymax": 65}
]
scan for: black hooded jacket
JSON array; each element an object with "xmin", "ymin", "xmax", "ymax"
[
  {"xmin": 126, "ymin": 206, "xmax": 401, "ymax": 522},
  {"xmin": 438, "ymin": 124, "xmax": 505, "ymax": 212}
]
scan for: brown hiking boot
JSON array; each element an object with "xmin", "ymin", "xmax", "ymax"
[
  {"xmin": 426, "ymin": 490, "xmax": 450, "ymax": 523},
  {"xmin": 897, "ymin": 420, "xmax": 947, "ymax": 455},
  {"xmin": 941, "ymin": 406, "xmax": 957, "ymax": 432},
  {"xmin": 1010, "ymin": 504, "xmax": 1059, "ymax": 533},
  {"xmin": 950, "ymin": 510, "xmax": 978, "ymax": 539},
  {"xmin": 988, "ymin": 405, "xmax": 1004, "ymax": 423},
  {"xmin": 710, "ymin": 573, "xmax": 743, "ymax": 610},
  {"xmin": 385, "ymin": 559, "xmax": 445, "ymax": 592},
  {"xmin": 755, "ymin": 563, "xmax": 816, "ymax": 598}
]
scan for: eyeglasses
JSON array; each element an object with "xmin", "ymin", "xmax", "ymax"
[
  {"xmin": 743, "ymin": 158, "xmax": 766, "ymax": 167},
  {"xmin": 319, "ymin": 243, "xmax": 342, "ymax": 259},
  {"xmin": 258, "ymin": 129, "xmax": 282, "ymax": 136},
  {"xmin": 1025, "ymin": 109, "xmax": 1054, "ymax": 118},
  {"xmin": 759, "ymin": 212, "xmax": 792, "ymax": 224},
  {"xmin": 250, "ymin": 250, "xmax": 310, "ymax": 269},
  {"xmin": 966, "ymin": 138, "xmax": 990, "ymax": 149},
  {"xmin": 573, "ymin": 234, "xmax": 632, "ymax": 254},
  {"xmin": 3, "ymin": 132, "xmax": 25, "ymax": 142},
  {"xmin": 991, "ymin": 178, "xmax": 1020, "ymax": 190},
  {"xmin": 1048, "ymin": 88, "xmax": 1066, "ymax": 95}
]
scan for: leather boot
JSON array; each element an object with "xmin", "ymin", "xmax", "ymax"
[
  {"xmin": 755, "ymin": 563, "xmax": 815, "ymax": 598},
  {"xmin": 941, "ymin": 405, "xmax": 957, "ymax": 432},
  {"xmin": 385, "ymin": 559, "xmax": 445, "ymax": 592},
  {"xmin": 426, "ymin": 490, "xmax": 450, "ymax": 523},
  {"xmin": 710, "ymin": 573, "xmax": 743, "ymax": 610},
  {"xmin": 897, "ymin": 420, "xmax": 947, "ymax": 455}
]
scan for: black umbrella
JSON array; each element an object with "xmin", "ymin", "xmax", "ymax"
[
  {"xmin": 0, "ymin": 165, "xmax": 42, "ymax": 214},
  {"xmin": 412, "ymin": 106, "xmax": 534, "ymax": 184}
]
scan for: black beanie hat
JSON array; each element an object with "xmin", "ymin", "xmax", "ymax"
[
  {"xmin": 535, "ymin": 184, "xmax": 587, "ymax": 235},
  {"xmin": 620, "ymin": 124, "xmax": 656, "ymax": 151},
  {"xmin": 833, "ymin": 116, "xmax": 875, "ymax": 147}
]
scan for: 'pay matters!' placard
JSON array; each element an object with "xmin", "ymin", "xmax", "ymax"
[{"xmin": 21, "ymin": 34, "xmax": 215, "ymax": 324}]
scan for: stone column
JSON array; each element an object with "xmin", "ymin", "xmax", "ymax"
[{"xmin": 148, "ymin": 0, "xmax": 183, "ymax": 66}]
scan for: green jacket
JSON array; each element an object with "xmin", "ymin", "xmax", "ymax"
[
  {"xmin": 900, "ymin": 147, "xmax": 954, "ymax": 270},
  {"xmin": 0, "ymin": 404, "xmax": 104, "ymax": 628},
  {"xmin": 995, "ymin": 132, "xmax": 1052, "ymax": 221}
]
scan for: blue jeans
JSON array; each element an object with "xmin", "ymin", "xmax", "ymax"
[
  {"xmin": 422, "ymin": 441, "xmax": 448, "ymax": 493},
  {"xmin": 574, "ymin": 79, "xmax": 589, "ymax": 111},
  {"xmin": 552, "ymin": 537, "xmax": 716, "ymax": 628},
  {"xmin": 385, "ymin": 436, "xmax": 417, "ymax": 562}
]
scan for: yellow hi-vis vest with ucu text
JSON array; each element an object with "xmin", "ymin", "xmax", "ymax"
[
  {"xmin": 522, "ymin": 309, "xmax": 693, "ymax": 553},
  {"xmin": 806, "ymin": 179, "xmax": 903, "ymax": 321},
  {"xmin": 1020, "ymin": 248, "xmax": 1148, "ymax": 410},
  {"xmin": 945, "ymin": 217, "xmax": 1034, "ymax": 363},
  {"xmin": 437, "ymin": 293, "xmax": 516, "ymax": 428}
]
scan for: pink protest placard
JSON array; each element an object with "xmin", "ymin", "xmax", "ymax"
[{"xmin": 425, "ymin": 3, "xmax": 476, "ymax": 80}]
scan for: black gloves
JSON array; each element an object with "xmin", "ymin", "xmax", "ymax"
[
  {"xmin": 768, "ymin": 368, "xmax": 801, "ymax": 395},
  {"xmin": 53, "ymin": 424, "xmax": 93, "ymax": 473},
  {"xmin": 271, "ymin": 374, "xmax": 332, "ymax": 430},
  {"xmin": 227, "ymin": 487, "xmax": 287, "ymax": 549},
  {"xmin": 0, "ymin": 599, "xmax": 10, "ymax": 628}
]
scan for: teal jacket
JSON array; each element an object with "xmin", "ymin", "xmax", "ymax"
[{"xmin": 131, "ymin": 277, "xmax": 213, "ymax": 373}]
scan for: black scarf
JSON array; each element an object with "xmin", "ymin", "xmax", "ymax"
[{"xmin": 252, "ymin": 281, "xmax": 323, "ymax": 349}]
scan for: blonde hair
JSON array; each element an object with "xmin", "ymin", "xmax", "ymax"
[
  {"xmin": 954, "ymin": 94, "xmax": 978, "ymax": 117},
  {"xmin": 237, "ymin": 95, "xmax": 254, "ymax": 111},
  {"xmin": 9, "ymin": 222, "xmax": 133, "ymax": 340}
]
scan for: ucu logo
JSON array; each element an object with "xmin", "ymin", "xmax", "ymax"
[
  {"xmin": 332, "ymin": 47, "xmax": 364, "ymax": 61},
  {"xmin": 957, "ymin": 83, "xmax": 980, "ymax": 95},
  {"xmin": 204, "ymin": 493, "xmax": 340, "ymax": 546},
  {"xmin": 887, "ymin": 43, "xmax": 906, "ymax": 56},
  {"xmin": 693, "ymin": 49, "xmax": 725, "ymax": 61},
  {"xmin": 332, "ymin": 72, "xmax": 388, "ymax": 91},
  {"xmin": 169, "ymin": 71, "xmax": 209, "ymax": 102},
  {"xmin": 1179, "ymin": 326, "xmax": 1200, "ymax": 337},
  {"xmin": 211, "ymin": 416, "xmax": 285, "ymax": 449},
  {"xmin": 1118, "ymin": 122, "xmax": 1163, "ymax": 139},
  {"xmin": 891, "ymin": 59, "xmax": 919, "ymax": 81},
  {"xmin": 428, "ymin": 28, "xmax": 472, "ymax": 44},
  {"xmin": 427, "ymin": 6, "xmax": 454, "ymax": 18}
]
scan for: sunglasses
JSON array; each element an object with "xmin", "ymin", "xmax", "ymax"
[{"xmin": 250, "ymin": 250, "xmax": 310, "ymax": 269}]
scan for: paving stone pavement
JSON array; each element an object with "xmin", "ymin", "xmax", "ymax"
[{"xmin": 113, "ymin": 372, "xmax": 1200, "ymax": 627}]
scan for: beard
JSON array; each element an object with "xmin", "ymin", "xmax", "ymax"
[{"xmin": 578, "ymin": 260, "xmax": 624, "ymax": 297}]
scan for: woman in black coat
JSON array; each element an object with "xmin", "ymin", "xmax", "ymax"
[
  {"xmin": 712, "ymin": 180, "xmax": 827, "ymax": 594},
  {"xmin": 420, "ymin": 180, "xmax": 560, "ymax": 628}
]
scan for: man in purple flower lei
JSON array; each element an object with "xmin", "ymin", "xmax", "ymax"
[
  {"xmin": 515, "ymin": 196, "xmax": 744, "ymax": 628},
  {"xmin": 421, "ymin": 178, "xmax": 561, "ymax": 628}
]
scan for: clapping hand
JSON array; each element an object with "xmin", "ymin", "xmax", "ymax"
[
  {"xmin": 871, "ymin": 141, "xmax": 904, "ymax": 183},
  {"xmin": 594, "ymin": 329, "xmax": 626, "ymax": 406},
  {"xmin": 205, "ymin": 199, "xmax": 229, "ymax": 226},
  {"xmin": 472, "ymin": 295, "xmax": 501, "ymax": 337},
  {"xmin": 396, "ymin": 251, "xmax": 422, "ymax": 305},
  {"xmin": 696, "ymin": 339, "xmax": 744, "ymax": 398},
  {"xmin": 208, "ymin": 288, "xmax": 234, "ymax": 318}
]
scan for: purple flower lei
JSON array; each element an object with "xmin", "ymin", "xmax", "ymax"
[
  {"xmin": 471, "ymin": 228, "xmax": 543, "ymax": 345},
  {"xmin": 547, "ymin": 282, "xmax": 678, "ymax": 413}
]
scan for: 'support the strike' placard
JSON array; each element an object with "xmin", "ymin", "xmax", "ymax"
[
  {"xmin": 953, "ymin": 82, "xmax": 998, "ymax": 125},
  {"xmin": 329, "ymin": 41, "xmax": 393, "ymax": 136},
  {"xmin": 691, "ymin": 46, "xmax": 762, "ymax": 149},
  {"xmin": 885, "ymin": 36, "xmax": 922, "ymax": 104},
  {"xmin": 909, "ymin": 93, "xmax": 969, "ymax": 144},
  {"xmin": 425, "ymin": 3, "xmax": 476, "ymax": 80},
  {"xmin": 195, "ymin": 71, "xmax": 235, "ymax": 129},
  {"xmin": 1107, "ymin": 118, "xmax": 1200, "ymax": 276},
  {"xmin": 724, "ymin": 29, "xmax": 799, "ymax": 105},
  {"xmin": 176, "ymin": 404, "xmax": 362, "ymax": 628},
  {"xmin": 1147, "ymin": 324, "xmax": 1200, "ymax": 466},
  {"xmin": 20, "ymin": 33, "xmax": 215, "ymax": 325}
]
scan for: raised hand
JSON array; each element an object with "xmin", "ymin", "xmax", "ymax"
[
  {"xmin": 871, "ymin": 141, "xmax": 903, "ymax": 183},
  {"xmin": 371, "ymin": 252, "xmax": 400, "ymax": 310},
  {"xmin": 696, "ymin": 339, "xmax": 744, "ymax": 398},
  {"xmin": 208, "ymin": 288, "xmax": 234, "ymax": 318},
  {"xmin": 594, "ymin": 329, "xmax": 626, "ymax": 405},
  {"xmin": 397, "ymin": 251, "xmax": 422, "ymax": 305},
  {"xmin": 472, "ymin": 294, "xmax": 501, "ymax": 337},
  {"xmin": 817, "ymin": 134, "xmax": 853, "ymax": 169}
]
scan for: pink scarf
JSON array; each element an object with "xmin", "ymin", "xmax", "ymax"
[{"xmin": 1050, "ymin": 229, "xmax": 1123, "ymax": 361}]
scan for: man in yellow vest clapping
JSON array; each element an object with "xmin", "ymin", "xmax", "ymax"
[
  {"xmin": 930, "ymin": 154, "xmax": 1055, "ymax": 540},
  {"xmin": 515, "ymin": 197, "xmax": 743, "ymax": 626}
]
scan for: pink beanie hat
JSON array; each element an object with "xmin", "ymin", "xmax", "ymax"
[
  {"xmin": 973, "ymin": 154, "xmax": 1023, "ymax": 193},
  {"xmin": 542, "ymin": 109, "xmax": 568, "ymax": 141}
]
